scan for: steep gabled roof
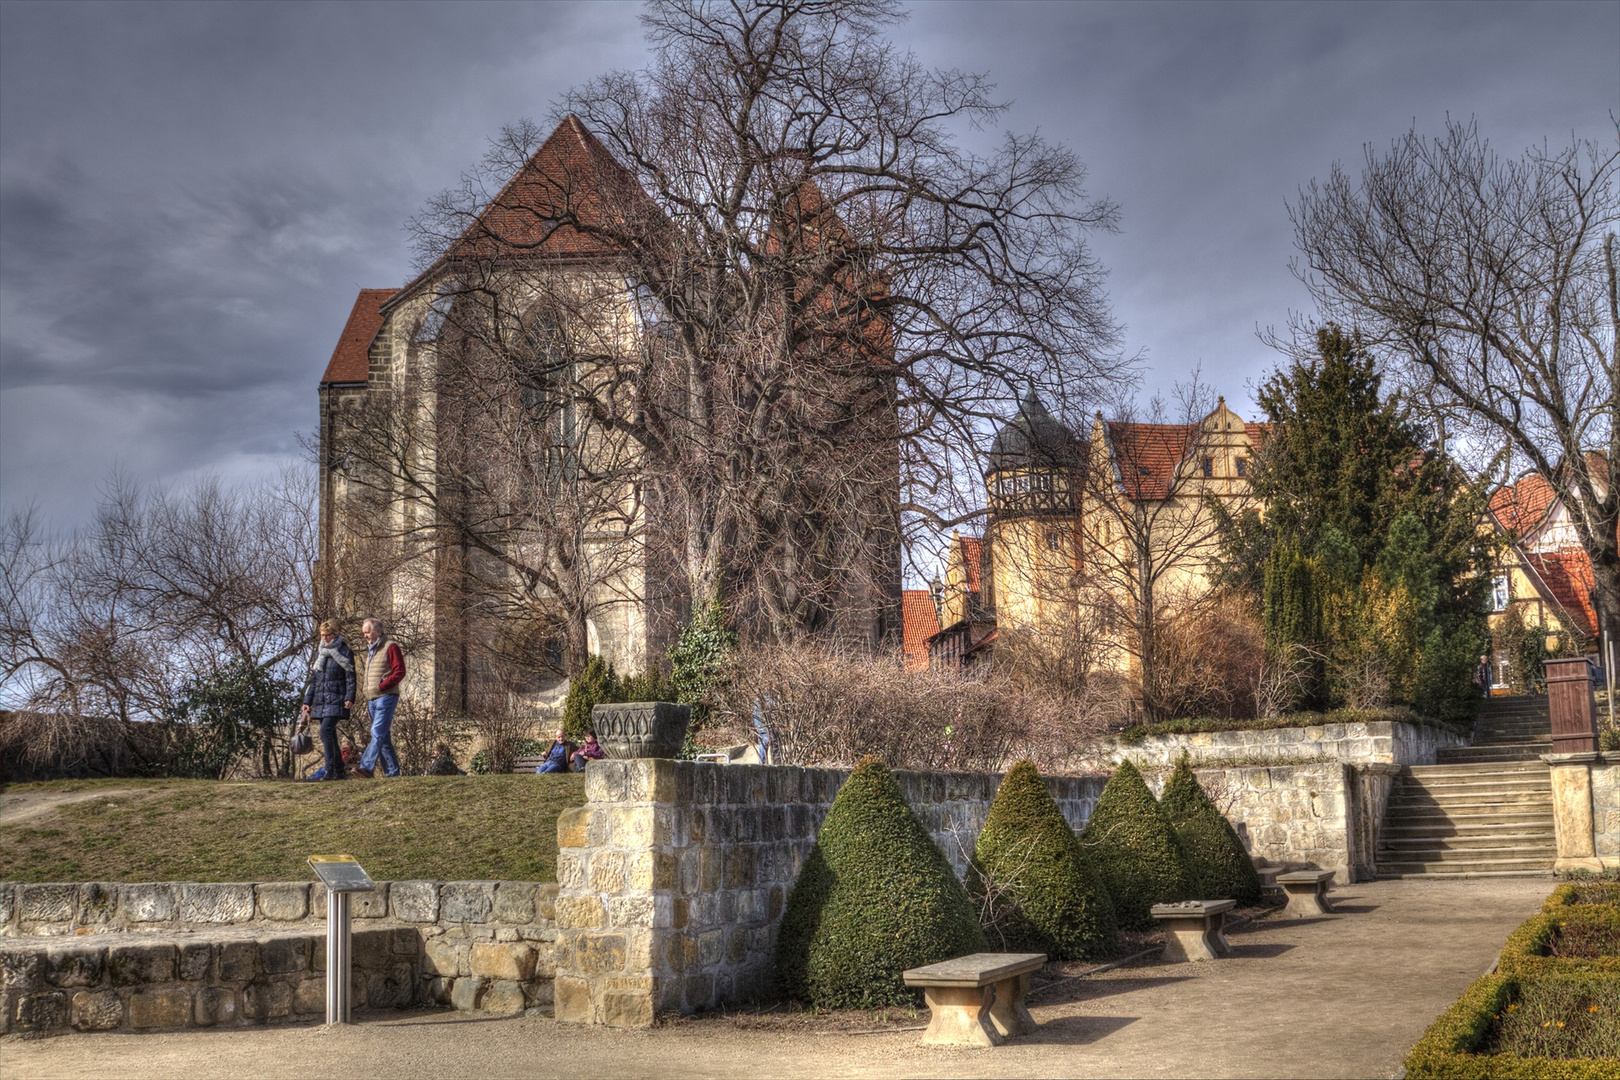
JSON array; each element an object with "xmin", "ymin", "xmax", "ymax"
[
  {"xmin": 956, "ymin": 535, "xmax": 984, "ymax": 593},
  {"xmin": 901, "ymin": 588, "xmax": 939, "ymax": 672},
  {"xmin": 1524, "ymin": 550, "xmax": 1598, "ymax": 639},
  {"xmin": 1489, "ymin": 473, "xmax": 1558, "ymax": 539},
  {"xmin": 1105, "ymin": 421, "xmax": 1197, "ymax": 501},
  {"xmin": 321, "ymin": 288, "xmax": 391, "ymax": 384},
  {"xmin": 389, "ymin": 117, "xmax": 655, "ymax": 311}
]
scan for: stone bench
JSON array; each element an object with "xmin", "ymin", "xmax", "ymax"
[
  {"xmin": 1256, "ymin": 866, "xmax": 1282, "ymax": 895},
  {"xmin": 1276, "ymin": 870, "xmax": 1335, "ymax": 917},
  {"xmin": 1150, "ymin": 900, "xmax": 1235, "ymax": 962},
  {"xmin": 901, "ymin": 952, "xmax": 1045, "ymax": 1047}
]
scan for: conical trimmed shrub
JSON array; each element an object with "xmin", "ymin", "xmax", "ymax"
[
  {"xmin": 970, "ymin": 760, "xmax": 1118, "ymax": 960},
  {"xmin": 1080, "ymin": 760, "xmax": 1195, "ymax": 930},
  {"xmin": 775, "ymin": 756, "xmax": 987, "ymax": 1006},
  {"xmin": 1159, "ymin": 755, "xmax": 1262, "ymax": 905}
]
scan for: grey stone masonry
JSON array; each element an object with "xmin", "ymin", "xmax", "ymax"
[
  {"xmin": 1098, "ymin": 719, "xmax": 1466, "ymax": 770},
  {"xmin": 551, "ymin": 760, "xmax": 1102, "ymax": 1029},
  {"xmin": 0, "ymin": 881, "xmax": 559, "ymax": 1037}
]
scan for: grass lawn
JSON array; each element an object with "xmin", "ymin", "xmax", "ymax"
[{"xmin": 0, "ymin": 774, "xmax": 584, "ymax": 884}]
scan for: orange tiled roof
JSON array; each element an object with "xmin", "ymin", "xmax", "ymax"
[
  {"xmin": 1490, "ymin": 473, "xmax": 1557, "ymax": 539},
  {"xmin": 321, "ymin": 289, "xmax": 391, "ymax": 384},
  {"xmin": 1106, "ymin": 422, "xmax": 1196, "ymax": 500},
  {"xmin": 901, "ymin": 589, "xmax": 939, "ymax": 672},
  {"xmin": 1524, "ymin": 550, "xmax": 1598, "ymax": 639},
  {"xmin": 1243, "ymin": 422, "xmax": 1269, "ymax": 448}
]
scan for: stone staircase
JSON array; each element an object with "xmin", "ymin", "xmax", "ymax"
[
  {"xmin": 1375, "ymin": 697, "xmax": 1556, "ymax": 878},
  {"xmin": 1436, "ymin": 695, "xmax": 1552, "ymax": 764}
]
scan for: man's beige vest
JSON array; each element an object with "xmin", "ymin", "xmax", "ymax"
[{"xmin": 362, "ymin": 635, "xmax": 397, "ymax": 701}]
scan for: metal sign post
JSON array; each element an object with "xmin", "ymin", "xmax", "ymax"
[{"xmin": 307, "ymin": 855, "xmax": 375, "ymax": 1026}]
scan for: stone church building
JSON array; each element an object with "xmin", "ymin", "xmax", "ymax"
[{"xmin": 317, "ymin": 117, "xmax": 902, "ymax": 713}]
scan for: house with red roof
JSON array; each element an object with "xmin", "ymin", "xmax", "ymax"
[{"xmin": 1486, "ymin": 462, "xmax": 1611, "ymax": 655}]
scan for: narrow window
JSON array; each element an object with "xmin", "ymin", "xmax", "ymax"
[
  {"xmin": 1491, "ymin": 574, "xmax": 1511, "ymax": 613},
  {"xmin": 1235, "ymin": 457, "xmax": 1248, "ymax": 478},
  {"xmin": 1045, "ymin": 529, "xmax": 1063, "ymax": 552},
  {"xmin": 1201, "ymin": 457, "xmax": 1214, "ymax": 478}
]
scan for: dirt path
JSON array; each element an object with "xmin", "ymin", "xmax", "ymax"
[
  {"xmin": 0, "ymin": 788, "xmax": 144, "ymax": 827},
  {"xmin": 0, "ymin": 877, "xmax": 1549, "ymax": 1079}
]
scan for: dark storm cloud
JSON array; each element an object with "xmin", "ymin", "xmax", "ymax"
[{"xmin": 1, "ymin": 0, "xmax": 1615, "ymax": 527}]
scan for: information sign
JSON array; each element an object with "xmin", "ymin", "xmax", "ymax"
[{"xmin": 307, "ymin": 855, "xmax": 376, "ymax": 893}]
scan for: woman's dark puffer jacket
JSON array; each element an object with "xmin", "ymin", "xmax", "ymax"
[{"xmin": 303, "ymin": 637, "xmax": 357, "ymax": 718}]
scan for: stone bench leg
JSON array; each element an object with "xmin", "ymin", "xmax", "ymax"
[
  {"xmin": 1209, "ymin": 910, "xmax": 1231, "ymax": 956},
  {"xmin": 920, "ymin": 984, "xmax": 1003, "ymax": 1047},
  {"xmin": 1281, "ymin": 882, "xmax": 1332, "ymax": 917},
  {"xmin": 987, "ymin": 972, "xmax": 1035, "ymax": 1038},
  {"xmin": 1160, "ymin": 918, "xmax": 1224, "ymax": 962}
]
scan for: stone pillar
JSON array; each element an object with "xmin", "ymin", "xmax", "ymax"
[{"xmin": 1543, "ymin": 752, "xmax": 1601, "ymax": 873}]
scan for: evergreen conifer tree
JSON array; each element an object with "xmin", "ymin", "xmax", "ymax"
[
  {"xmin": 970, "ymin": 761, "xmax": 1118, "ymax": 960},
  {"xmin": 1079, "ymin": 760, "xmax": 1195, "ymax": 930},
  {"xmin": 775, "ymin": 757, "xmax": 986, "ymax": 1006},
  {"xmin": 562, "ymin": 654, "xmax": 620, "ymax": 741},
  {"xmin": 1159, "ymin": 755, "xmax": 1262, "ymax": 905}
]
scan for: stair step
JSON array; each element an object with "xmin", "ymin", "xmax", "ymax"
[
  {"xmin": 1378, "ymin": 835, "xmax": 1557, "ymax": 852},
  {"xmin": 1375, "ymin": 857, "xmax": 1556, "ymax": 874},
  {"xmin": 1375, "ymin": 868, "xmax": 1555, "ymax": 879},
  {"xmin": 1383, "ymin": 822, "xmax": 1556, "ymax": 837},
  {"xmin": 1405, "ymin": 762, "xmax": 1550, "ymax": 774}
]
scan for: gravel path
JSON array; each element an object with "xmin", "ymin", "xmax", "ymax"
[
  {"xmin": 1, "ymin": 876, "xmax": 1549, "ymax": 1079},
  {"xmin": 0, "ymin": 788, "xmax": 144, "ymax": 827}
]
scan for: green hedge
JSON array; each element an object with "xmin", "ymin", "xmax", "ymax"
[
  {"xmin": 1403, "ymin": 974, "xmax": 1620, "ymax": 1079},
  {"xmin": 1079, "ymin": 760, "xmax": 1195, "ymax": 930},
  {"xmin": 969, "ymin": 760, "xmax": 1118, "ymax": 961},
  {"xmin": 1498, "ymin": 908, "xmax": 1620, "ymax": 978},
  {"xmin": 1158, "ymin": 755, "xmax": 1262, "ymax": 905},
  {"xmin": 1543, "ymin": 882, "xmax": 1620, "ymax": 912},
  {"xmin": 774, "ymin": 756, "xmax": 986, "ymax": 1007}
]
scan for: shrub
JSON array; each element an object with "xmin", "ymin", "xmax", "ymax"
[
  {"xmin": 1498, "ymin": 909, "xmax": 1620, "ymax": 978},
  {"xmin": 1159, "ymin": 755, "xmax": 1262, "ymax": 905},
  {"xmin": 562, "ymin": 654, "xmax": 620, "ymax": 741},
  {"xmin": 1404, "ymin": 973, "xmax": 1620, "ymax": 1078},
  {"xmin": 775, "ymin": 756, "xmax": 987, "ymax": 1006},
  {"xmin": 1079, "ymin": 760, "xmax": 1195, "ymax": 929},
  {"xmin": 969, "ymin": 760, "xmax": 1118, "ymax": 960},
  {"xmin": 1544, "ymin": 883, "xmax": 1620, "ymax": 912}
]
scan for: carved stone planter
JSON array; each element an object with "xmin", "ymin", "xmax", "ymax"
[{"xmin": 590, "ymin": 701, "xmax": 690, "ymax": 759}]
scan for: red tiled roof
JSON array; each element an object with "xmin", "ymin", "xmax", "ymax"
[
  {"xmin": 901, "ymin": 589, "xmax": 938, "ymax": 672},
  {"xmin": 1106, "ymin": 422, "xmax": 1196, "ymax": 500},
  {"xmin": 1243, "ymin": 422, "xmax": 1269, "ymax": 448},
  {"xmin": 320, "ymin": 289, "xmax": 391, "ymax": 384},
  {"xmin": 1489, "ymin": 474, "xmax": 1557, "ymax": 539},
  {"xmin": 1524, "ymin": 550, "xmax": 1598, "ymax": 639}
]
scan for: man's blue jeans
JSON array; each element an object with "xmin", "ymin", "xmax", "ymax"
[{"xmin": 361, "ymin": 695, "xmax": 401, "ymax": 776}]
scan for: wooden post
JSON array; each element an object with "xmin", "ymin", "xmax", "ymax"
[{"xmin": 1545, "ymin": 658, "xmax": 1598, "ymax": 754}]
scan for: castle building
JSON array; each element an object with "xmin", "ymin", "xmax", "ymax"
[{"xmin": 913, "ymin": 392, "xmax": 1264, "ymax": 677}]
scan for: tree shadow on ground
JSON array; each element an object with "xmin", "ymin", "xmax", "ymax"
[
  {"xmin": 1226, "ymin": 941, "xmax": 1295, "ymax": 958},
  {"xmin": 1329, "ymin": 903, "xmax": 1380, "ymax": 913},
  {"xmin": 1018, "ymin": 1013, "xmax": 1139, "ymax": 1045},
  {"xmin": 1030, "ymin": 973, "xmax": 1195, "ymax": 1006},
  {"xmin": 1236, "ymin": 915, "xmax": 1338, "ymax": 930}
]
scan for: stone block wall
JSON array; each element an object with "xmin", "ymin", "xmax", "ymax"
[
  {"xmin": 1592, "ymin": 759, "xmax": 1619, "ymax": 866},
  {"xmin": 0, "ymin": 880, "xmax": 558, "ymax": 1036},
  {"xmin": 551, "ymin": 760, "xmax": 1101, "ymax": 1028},
  {"xmin": 1101, "ymin": 720, "xmax": 1465, "ymax": 770}
]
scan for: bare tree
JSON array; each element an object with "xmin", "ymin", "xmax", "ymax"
[
  {"xmin": 1290, "ymin": 120, "xmax": 1619, "ymax": 644},
  {"xmin": 409, "ymin": 0, "xmax": 1129, "ymax": 649},
  {"xmin": 1074, "ymin": 383, "xmax": 1257, "ymax": 720},
  {"xmin": 0, "ymin": 470, "xmax": 315, "ymax": 732}
]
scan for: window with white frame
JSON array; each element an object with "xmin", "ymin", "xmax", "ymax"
[{"xmin": 1491, "ymin": 574, "xmax": 1511, "ymax": 612}]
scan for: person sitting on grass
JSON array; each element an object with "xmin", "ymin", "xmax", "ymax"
[
  {"xmin": 536, "ymin": 727, "xmax": 575, "ymax": 774},
  {"xmin": 425, "ymin": 741, "xmax": 465, "ymax": 776},
  {"xmin": 571, "ymin": 730, "xmax": 605, "ymax": 771}
]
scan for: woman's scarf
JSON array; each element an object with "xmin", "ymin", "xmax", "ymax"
[{"xmin": 313, "ymin": 637, "xmax": 354, "ymax": 674}]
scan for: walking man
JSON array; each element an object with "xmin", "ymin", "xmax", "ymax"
[
  {"xmin": 300, "ymin": 619, "xmax": 355, "ymax": 780},
  {"xmin": 355, "ymin": 616, "xmax": 405, "ymax": 778}
]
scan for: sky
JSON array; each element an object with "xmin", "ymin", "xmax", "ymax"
[{"xmin": 1, "ymin": 0, "xmax": 1616, "ymax": 530}]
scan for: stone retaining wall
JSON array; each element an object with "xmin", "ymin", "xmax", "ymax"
[
  {"xmin": 551, "ymin": 760, "xmax": 1101, "ymax": 1028},
  {"xmin": 0, "ymin": 880, "xmax": 558, "ymax": 1036},
  {"xmin": 1594, "ymin": 759, "xmax": 1620, "ymax": 866},
  {"xmin": 1101, "ymin": 720, "xmax": 1465, "ymax": 770}
]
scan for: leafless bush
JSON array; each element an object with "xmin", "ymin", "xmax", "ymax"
[
  {"xmin": 0, "ymin": 710, "xmax": 163, "ymax": 782},
  {"xmin": 1139, "ymin": 595, "xmax": 1264, "ymax": 721},
  {"xmin": 389, "ymin": 698, "xmax": 472, "ymax": 777},
  {"xmin": 714, "ymin": 641, "xmax": 1116, "ymax": 771},
  {"xmin": 1257, "ymin": 644, "xmax": 1317, "ymax": 719},
  {"xmin": 459, "ymin": 678, "xmax": 543, "ymax": 775}
]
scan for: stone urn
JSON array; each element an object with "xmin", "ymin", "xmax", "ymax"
[{"xmin": 590, "ymin": 701, "xmax": 691, "ymax": 759}]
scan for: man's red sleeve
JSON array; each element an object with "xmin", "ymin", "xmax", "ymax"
[{"xmin": 380, "ymin": 643, "xmax": 405, "ymax": 694}]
